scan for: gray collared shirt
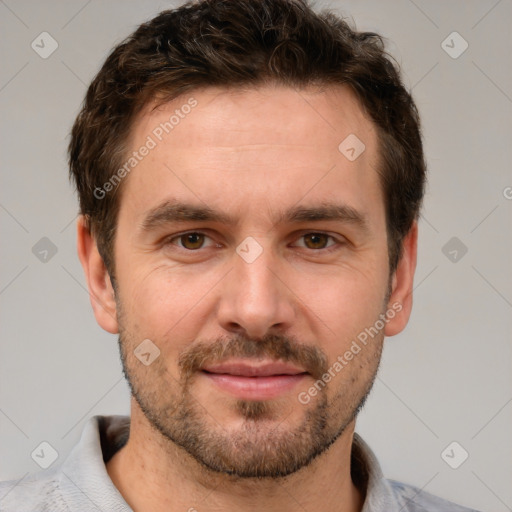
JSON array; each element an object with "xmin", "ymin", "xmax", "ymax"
[{"xmin": 0, "ymin": 415, "xmax": 480, "ymax": 511}]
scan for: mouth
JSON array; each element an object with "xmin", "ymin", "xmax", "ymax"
[{"xmin": 200, "ymin": 359, "xmax": 308, "ymax": 400}]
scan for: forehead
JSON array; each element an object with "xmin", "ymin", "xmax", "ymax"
[
  {"xmin": 133, "ymin": 84, "xmax": 375, "ymax": 152},
  {"xmin": 120, "ymin": 84, "xmax": 382, "ymax": 224}
]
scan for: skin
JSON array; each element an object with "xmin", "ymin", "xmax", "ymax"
[{"xmin": 78, "ymin": 84, "xmax": 418, "ymax": 512}]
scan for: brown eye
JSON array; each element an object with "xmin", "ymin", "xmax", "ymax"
[
  {"xmin": 178, "ymin": 232, "xmax": 205, "ymax": 250},
  {"xmin": 302, "ymin": 233, "xmax": 331, "ymax": 249}
]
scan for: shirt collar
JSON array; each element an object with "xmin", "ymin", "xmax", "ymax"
[
  {"xmin": 59, "ymin": 415, "xmax": 132, "ymax": 511},
  {"xmin": 352, "ymin": 433, "xmax": 401, "ymax": 511}
]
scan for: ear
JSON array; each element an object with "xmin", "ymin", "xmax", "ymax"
[
  {"xmin": 384, "ymin": 221, "xmax": 418, "ymax": 337},
  {"xmin": 77, "ymin": 216, "xmax": 119, "ymax": 334}
]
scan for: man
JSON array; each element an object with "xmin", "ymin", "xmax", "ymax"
[{"xmin": 0, "ymin": 0, "xmax": 480, "ymax": 510}]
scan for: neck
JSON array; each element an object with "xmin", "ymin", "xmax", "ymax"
[{"xmin": 106, "ymin": 401, "xmax": 364, "ymax": 512}]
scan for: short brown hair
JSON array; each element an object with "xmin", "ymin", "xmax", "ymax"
[{"xmin": 69, "ymin": 0, "xmax": 426, "ymax": 275}]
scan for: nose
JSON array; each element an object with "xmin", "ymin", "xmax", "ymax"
[{"xmin": 216, "ymin": 242, "xmax": 296, "ymax": 340}]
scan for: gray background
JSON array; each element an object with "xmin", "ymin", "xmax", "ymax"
[{"xmin": 0, "ymin": 1, "xmax": 511, "ymax": 511}]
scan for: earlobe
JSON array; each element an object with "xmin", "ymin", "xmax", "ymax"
[
  {"xmin": 384, "ymin": 221, "xmax": 418, "ymax": 337},
  {"xmin": 76, "ymin": 216, "xmax": 119, "ymax": 334}
]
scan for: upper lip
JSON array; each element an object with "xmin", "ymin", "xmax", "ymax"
[{"xmin": 202, "ymin": 360, "xmax": 307, "ymax": 377}]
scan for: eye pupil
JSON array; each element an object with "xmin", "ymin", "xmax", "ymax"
[
  {"xmin": 182, "ymin": 233, "xmax": 204, "ymax": 249},
  {"xmin": 175, "ymin": 233, "xmax": 332, "ymax": 251},
  {"xmin": 305, "ymin": 233, "xmax": 328, "ymax": 249}
]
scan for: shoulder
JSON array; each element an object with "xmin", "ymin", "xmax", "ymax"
[
  {"xmin": 388, "ymin": 479, "xmax": 481, "ymax": 512},
  {"xmin": 0, "ymin": 415, "xmax": 131, "ymax": 512},
  {"xmin": 0, "ymin": 468, "xmax": 69, "ymax": 512}
]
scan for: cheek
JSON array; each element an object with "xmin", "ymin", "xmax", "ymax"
[
  {"xmin": 296, "ymin": 270, "xmax": 388, "ymax": 377},
  {"xmin": 301, "ymin": 264, "xmax": 387, "ymax": 326},
  {"xmin": 118, "ymin": 266, "xmax": 218, "ymax": 344}
]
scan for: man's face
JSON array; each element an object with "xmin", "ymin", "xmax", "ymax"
[{"xmin": 111, "ymin": 85, "xmax": 392, "ymax": 477}]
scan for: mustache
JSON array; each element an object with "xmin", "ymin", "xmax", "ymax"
[{"xmin": 178, "ymin": 332, "xmax": 328, "ymax": 382}]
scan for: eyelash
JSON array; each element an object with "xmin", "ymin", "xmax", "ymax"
[{"xmin": 165, "ymin": 231, "xmax": 344, "ymax": 253}]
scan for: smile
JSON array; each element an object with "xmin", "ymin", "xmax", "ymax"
[{"xmin": 201, "ymin": 360, "xmax": 308, "ymax": 400}]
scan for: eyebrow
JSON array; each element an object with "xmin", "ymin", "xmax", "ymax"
[{"xmin": 140, "ymin": 199, "xmax": 369, "ymax": 234}]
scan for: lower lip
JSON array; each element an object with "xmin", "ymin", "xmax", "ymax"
[{"xmin": 202, "ymin": 372, "xmax": 307, "ymax": 400}]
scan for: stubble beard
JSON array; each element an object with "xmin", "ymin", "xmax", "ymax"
[{"xmin": 117, "ymin": 325, "xmax": 384, "ymax": 479}]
